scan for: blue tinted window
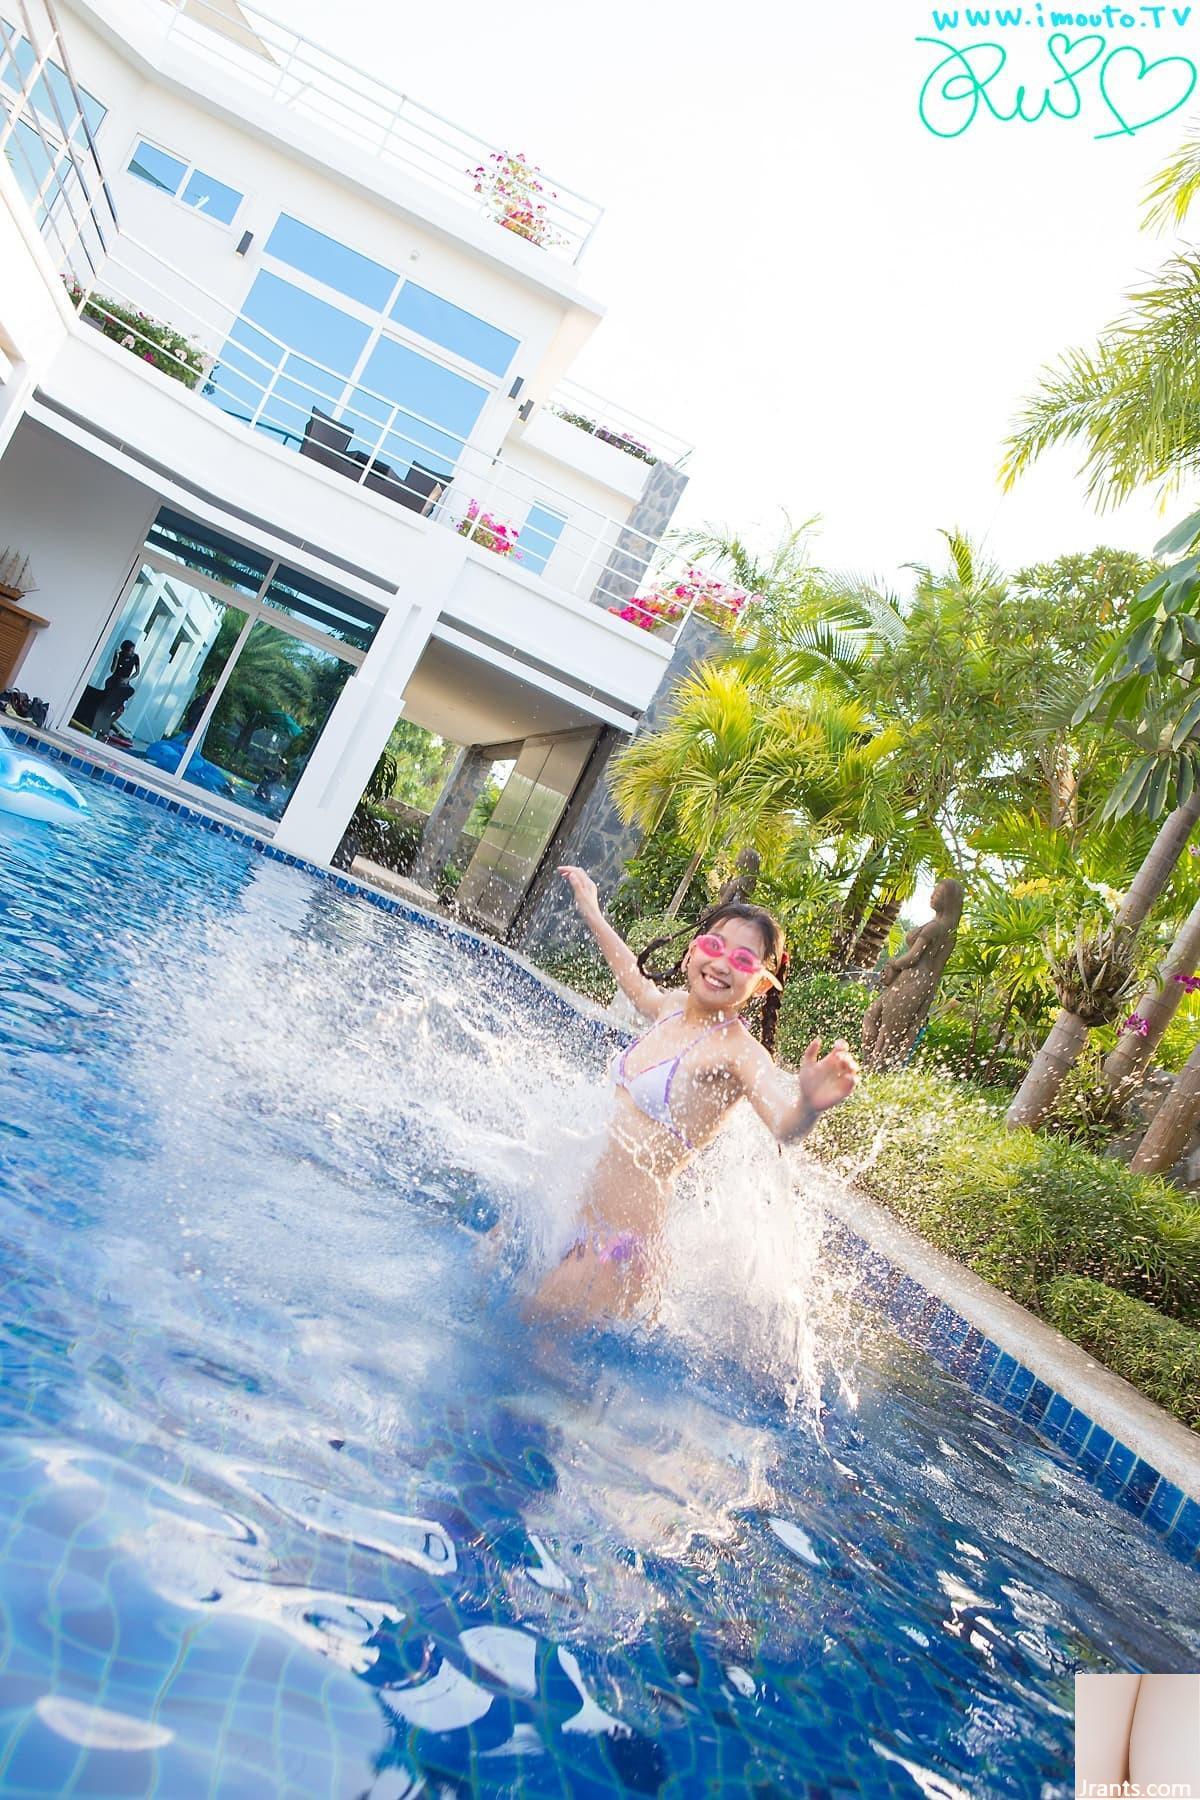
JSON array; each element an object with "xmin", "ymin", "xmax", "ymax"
[
  {"xmin": 208, "ymin": 274, "xmax": 369, "ymax": 449},
  {"xmin": 347, "ymin": 338, "xmax": 488, "ymax": 477},
  {"xmin": 265, "ymin": 214, "xmax": 396, "ymax": 310},
  {"xmin": 519, "ymin": 504, "xmax": 566, "ymax": 576},
  {"xmin": 0, "ymin": 31, "xmax": 104, "ymax": 138},
  {"xmin": 147, "ymin": 507, "xmax": 272, "ymax": 595},
  {"xmin": 263, "ymin": 566, "xmax": 383, "ymax": 650},
  {"xmin": 181, "ymin": 167, "xmax": 242, "ymax": 224},
  {"xmin": 390, "ymin": 283, "xmax": 518, "ymax": 377},
  {"xmin": 9, "ymin": 119, "xmax": 55, "ymax": 207},
  {"xmin": 128, "ymin": 139, "xmax": 186, "ymax": 195},
  {"xmin": 239, "ymin": 272, "xmax": 370, "ymax": 372}
]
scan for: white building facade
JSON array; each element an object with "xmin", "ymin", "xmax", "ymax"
[{"xmin": 0, "ymin": 0, "xmax": 698, "ymax": 935}]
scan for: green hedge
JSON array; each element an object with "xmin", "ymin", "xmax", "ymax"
[
  {"xmin": 808, "ymin": 1071, "xmax": 1200, "ymax": 1329},
  {"xmin": 776, "ymin": 968, "xmax": 872, "ymax": 1062},
  {"xmin": 1045, "ymin": 1277, "xmax": 1200, "ymax": 1430}
]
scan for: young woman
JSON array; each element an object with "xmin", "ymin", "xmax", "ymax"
[{"xmin": 529, "ymin": 867, "xmax": 860, "ymax": 1320}]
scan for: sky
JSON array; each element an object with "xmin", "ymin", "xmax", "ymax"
[{"xmin": 278, "ymin": 0, "xmax": 1197, "ymax": 589}]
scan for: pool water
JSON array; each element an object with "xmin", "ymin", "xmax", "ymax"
[{"xmin": 0, "ymin": 776, "xmax": 1195, "ymax": 1799}]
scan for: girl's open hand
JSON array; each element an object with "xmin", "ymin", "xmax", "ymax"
[
  {"xmin": 557, "ymin": 865, "xmax": 601, "ymax": 919},
  {"xmin": 797, "ymin": 1037, "xmax": 860, "ymax": 1117}
]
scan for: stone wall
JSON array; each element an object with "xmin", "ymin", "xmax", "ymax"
[
  {"xmin": 512, "ymin": 612, "xmax": 729, "ymax": 954},
  {"xmin": 589, "ymin": 461, "xmax": 690, "ymax": 612}
]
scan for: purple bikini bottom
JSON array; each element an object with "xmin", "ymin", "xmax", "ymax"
[{"xmin": 563, "ymin": 1227, "xmax": 643, "ymax": 1266}]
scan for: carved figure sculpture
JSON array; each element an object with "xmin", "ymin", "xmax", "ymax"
[
  {"xmin": 860, "ymin": 878, "xmax": 965, "ymax": 1070},
  {"xmin": 715, "ymin": 847, "xmax": 760, "ymax": 909}
]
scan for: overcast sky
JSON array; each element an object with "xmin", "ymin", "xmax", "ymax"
[{"xmin": 286, "ymin": 0, "xmax": 1192, "ymax": 588}]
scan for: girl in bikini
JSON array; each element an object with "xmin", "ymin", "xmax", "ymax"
[{"xmin": 529, "ymin": 866, "xmax": 860, "ymax": 1320}]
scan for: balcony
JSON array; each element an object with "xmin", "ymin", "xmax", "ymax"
[
  {"xmin": 56, "ymin": 233, "xmax": 711, "ymax": 637},
  {"xmin": 126, "ymin": 0, "xmax": 605, "ymax": 267}
]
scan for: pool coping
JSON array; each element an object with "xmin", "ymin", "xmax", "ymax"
[{"xmin": 5, "ymin": 724, "xmax": 1200, "ymax": 1570}]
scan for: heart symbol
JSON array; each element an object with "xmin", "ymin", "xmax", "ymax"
[
  {"xmin": 1098, "ymin": 45, "xmax": 1197, "ymax": 138},
  {"xmin": 1046, "ymin": 33, "xmax": 1107, "ymax": 118}
]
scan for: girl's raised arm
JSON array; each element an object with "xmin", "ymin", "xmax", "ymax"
[
  {"xmin": 732, "ymin": 1033, "xmax": 860, "ymax": 1143},
  {"xmin": 557, "ymin": 866, "xmax": 665, "ymax": 1020}
]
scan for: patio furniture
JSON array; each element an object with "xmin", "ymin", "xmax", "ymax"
[{"xmin": 301, "ymin": 408, "xmax": 445, "ymax": 515}]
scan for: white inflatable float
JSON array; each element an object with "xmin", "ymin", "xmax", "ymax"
[{"xmin": 0, "ymin": 727, "xmax": 87, "ymax": 824}]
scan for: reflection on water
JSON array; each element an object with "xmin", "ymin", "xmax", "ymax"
[{"xmin": 0, "ymin": 786, "xmax": 1196, "ymax": 1797}]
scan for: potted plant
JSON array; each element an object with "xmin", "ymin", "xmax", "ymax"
[
  {"xmin": 468, "ymin": 151, "xmax": 566, "ymax": 250},
  {"xmin": 609, "ymin": 569, "xmax": 756, "ymax": 634},
  {"xmin": 456, "ymin": 499, "xmax": 522, "ymax": 558}
]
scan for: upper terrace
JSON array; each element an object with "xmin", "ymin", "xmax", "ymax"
[
  {"xmin": 77, "ymin": 0, "xmax": 606, "ymax": 271},
  {"xmin": 156, "ymin": 0, "xmax": 604, "ymax": 266},
  {"xmin": 0, "ymin": 0, "xmax": 712, "ymax": 654}
]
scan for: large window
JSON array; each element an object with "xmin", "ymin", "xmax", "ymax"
[
  {"xmin": 126, "ymin": 137, "xmax": 243, "ymax": 226},
  {"xmin": 68, "ymin": 509, "xmax": 383, "ymax": 825},
  {"xmin": 206, "ymin": 211, "xmax": 519, "ymax": 490},
  {"xmin": 1, "ymin": 20, "xmax": 105, "ymax": 231}
]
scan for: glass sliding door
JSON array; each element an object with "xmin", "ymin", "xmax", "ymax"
[
  {"xmin": 457, "ymin": 731, "xmax": 597, "ymax": 932},
  {"xmin": 67, "ymin": 507, "xmax": 384, "ymax": 829},
  {"xmin": 183, "ymin": 622, "xmax": 354, "ymax": 821},
  {"xmin": 69, "ymin": 564, "xmax": 246, "ymax": 771}
]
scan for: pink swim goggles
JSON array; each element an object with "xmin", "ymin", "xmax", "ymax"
[{"xmin": 690, "ymin": 932, "xmax": 783, "ymax": 990}]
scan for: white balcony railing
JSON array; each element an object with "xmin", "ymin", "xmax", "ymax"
[
  {"xmin": 62, "ymin": 234, "xmax": 729, "ymax": 642},
  {"xmin": 3, "ymin": 0, "xmax": 726, "ymax": 646},
  {"xmin": 158, "ymin": 0, "xmax": 604, "ymax": 267},
  {"xmin": 550, "ymin": 376, "xmax": 694, "ymax": 471},
  {"xmin": 0, "ymin": 0, "xmax": 119, "ymax": 281}
]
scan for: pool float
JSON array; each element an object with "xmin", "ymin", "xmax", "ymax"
[{"xmin": 0, "ymin": 728, "xmax": 88, "ymax": 824}]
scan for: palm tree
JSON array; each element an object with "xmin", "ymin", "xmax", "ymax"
[
  {"xmin": 609, "ymin": 666, "xmax": 896, "ymax": 917},
  {"xmin": 1102, "ymin": 894, "xmax": 1200, "ymax": 1096}
]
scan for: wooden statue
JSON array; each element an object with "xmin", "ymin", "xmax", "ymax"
[
  {"xmin": 861, "ymin": 878, "xmax": 964, "ymax": 1070},
  {"xmin": 715, "ymin": 847, "xmax": 760, "ymax": 909}
]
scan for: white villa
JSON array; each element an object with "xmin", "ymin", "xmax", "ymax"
[{"xmin": 0, "ymin": 0, "xmax": 704, "ymax": 940}]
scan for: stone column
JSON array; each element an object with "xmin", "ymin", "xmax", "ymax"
[
  {"xmin": 589, "ymin": 461, "xmax": 690, "ymax": 612},
  {"xmin": 513, "ymin": 611, "xmax": 729, "ymax": 954},
  {"xmin": 410, "ymin": 745, "xmax": 491, "ymax": 886}
]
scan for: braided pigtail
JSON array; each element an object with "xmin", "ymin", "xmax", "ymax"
[
  {"xmin": 635, "ymin": 917, "xmax": 696, "ymax": 986},
  {"xmin": 759, "ymin": 947, "xmax": 790, "ymax": 1057}
]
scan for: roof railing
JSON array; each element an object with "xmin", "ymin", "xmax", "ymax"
[{"xmin": 158, "ymin": 0, "xmax": 604, "ymax": 266}]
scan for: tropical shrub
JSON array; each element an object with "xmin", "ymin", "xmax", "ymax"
[
  {"xmin": 1045, "ymin": 1277, "xmax": 1200, "ymax": 1430},
  {"xmin": 808, "ymin": 1071, "xmax": 1200, "ymax": 1326},
  {"xmin": 777, "ymin": 969, "xmax": 871, "ymax": 1062},
  {"xmin": 65, "ymin": 280, "xmax": 206, "ymax": 388}
]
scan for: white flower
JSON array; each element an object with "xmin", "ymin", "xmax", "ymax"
[{"xmin": 121, "ymin": 333, "xmax": 135, "ymax": 348}]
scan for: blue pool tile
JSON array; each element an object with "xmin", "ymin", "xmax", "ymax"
[
  {"xmin": 1078, "ymin": 1426, "xmax": 1114, "ymax": 1475},
  {"xmin": 1144, "ymin": 1479, "xmax": 1185, "ymax": 1534},
  {"xmin": 964, "ymin": 1338, "xmax": 1002, "ymax": 1390},
  {"xmin": 984, "ymin": 1351, "xmax": 1019, "ymax": 1397},
  {"xmin": 1103, "ymin": 1441, "xmax": 1135, "ymax": 1486},
  {"xmin": 1022, "ymin": 1380, "xmax": 1054, "ymax": 1425},
  {"xmin": 1094, "ymin": 1461, "xmax": 1127, "ymax": 1502},
  {"xmin": 1122, "ymin": 1458, "xmax": 1161, "ymax": 1510},
  {"xmin": 1114, "ymin": 1459, "xmax": 1161, "ymax": 1520},
  {"xmin": 1001, "ymin": 1365, "xmax": 1034, "ymax": 1412},
  {"xmin": 1166, "ymin": 1497, "xmax": 1200, "ymax": 1557},
  {"xmin": 1059, "ymin": 1409, "xmax": 1093, "ymax": 1455}
]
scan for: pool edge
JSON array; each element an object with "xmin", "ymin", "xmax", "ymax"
[{"xmin": 7, "ymin": 724, "xmax": 1200, "ymax": 1570}]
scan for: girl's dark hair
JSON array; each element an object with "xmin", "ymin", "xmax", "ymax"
[{"xmin": 635, "ymin": 901, "xmax": 790, "ymax": 1055}]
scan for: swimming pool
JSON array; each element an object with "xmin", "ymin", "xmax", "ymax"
[{"xmin": 0, "ymin": 772, "xmax": 1196, "ymax": 1799}]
